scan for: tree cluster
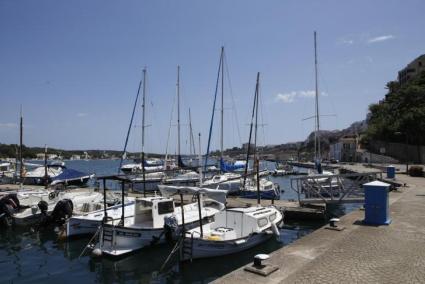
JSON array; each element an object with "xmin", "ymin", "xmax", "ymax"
[{"xmin": 366, "ymin": 71, "xmax": 425, "ymax": 146}]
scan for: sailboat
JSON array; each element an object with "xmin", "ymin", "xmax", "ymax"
[
  {"xmin": 202, "ymin": 47, "xmax": 243, "ymax": 193},
  {"xmin": 162, "ymin": 66, "xmax": 200, "ymax": 186},
  {"xmin": 178, "ymin": 74, "xmax": 283, "ymax": 261},
  {"xmin": 239, "ymin": 73, "xmax": 280, "ymax": 200},
  {"xmin": 303, "ymin": 31, "xmax": 339, "ymax": 197},
  {"xmin": 119, "ymin": 68, "xmax": 166, "ymax": 192}
]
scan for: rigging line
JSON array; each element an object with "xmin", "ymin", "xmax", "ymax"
[
  {"xmin": 118, "ymin": 71, "xmax": 143, "ymax": 173},
  {"xmin": 204, "ymin": 48, "xmax": 223, "ymax": 171},
  {"xmin": 164, "ymin": 89, "xmax": 177, "ymax": 164},
  {"xmin": 223, "ymin": 50, "xmax": 242, "ymax": 145},
  {"xmin": 243, "ymin": 73, "xmax": 259, "ymax": 188}
]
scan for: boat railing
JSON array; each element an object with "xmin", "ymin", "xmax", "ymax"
[{"xmin": 290, "ymin": 171, "xmax": 383, "ymax": 205}]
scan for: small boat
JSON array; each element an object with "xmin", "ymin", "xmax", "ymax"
[
  {"xmin": 162, "ymin": 170, "xmax": 199, "ymax": 186},
  {"xmin": 181, "ymin": 205, "xmax": 283, "ymax": 261},
  {"xmin": 0, "ymin": 189, "xmax": 105, "ymax": 227},
  {"xmin": 91, "ymin": 185, "xmax": 226, "ymax": 257},
  {"xmin": 23, "ymin": 163, "xmax": 65, "ymax": 185},
  {"xmin": 202, "ymin": 172, "xmax": 241, "ymax": 194},
  {"xmin": 239, "ymin": 178, "xmax": 281, "ymax": 200},
  {"xmin": 51, "ymin": 168, "xmax": 94, "ymax": 187},
  {"xmin": 65, "ymin": 197, "xmax": 136, "ymax": 238},
  {"xmin": 121, "ymin": 159, "xmax": 164, "ymax": 174},
  {"xmin": 272, "ymin": 162, "xmax": 293, "ymax": 176}
]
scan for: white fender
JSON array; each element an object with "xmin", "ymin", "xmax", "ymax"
[{"xmin": 271, "ymin": 222, "xmax": 280, "ymax": 237}]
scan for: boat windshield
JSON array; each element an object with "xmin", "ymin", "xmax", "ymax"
[{"xmin": 158, "ymin": 201, "xmax": 174, "ymax": 214}]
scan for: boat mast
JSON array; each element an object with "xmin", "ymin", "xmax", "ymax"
[
  {"xmin": 254, "ymin": 72, "xmax": 260, "ymax": 205},
  {"xmin": 204, "ymin": 48, "xmax": 224, "ymax": 171},
  {"xmin": 220, "ymin": 46, "xmax": 224, "ymax": 163},
  {"xmin": 141, "ymin": 67, "xmax": 147, "ymax": 194},
  {"xmin": 189, "ymin": 108, "xmax": 196, "ymax": 156},
  {"xmin": 177, "ymin": 65, "xmax": 181, "ymax": 165},
  {"xmin": 242, "ymin": 73, "xmax": 259, "ymax": 189},
  {"xmin": 314, "ymin": 31, "xmax": 321, "ymax": 162},
  {"xmin": 19, "ymin": 105, "xmax": 23, "ymax": 187}
]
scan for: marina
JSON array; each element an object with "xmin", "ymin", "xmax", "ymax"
[{"xmin": 1, "ymin": 1, "xmax": 425, "ymax": 283}]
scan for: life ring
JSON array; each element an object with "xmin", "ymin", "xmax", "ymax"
[{"xmin": 49, "ymin": 192, "xmax": 56, "ymax": 200}]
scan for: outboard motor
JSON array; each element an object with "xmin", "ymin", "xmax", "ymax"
[
  {"xmin": 163, "ymin": 215, "xmax": 178, "ymax": 243},
  {"xmin": 0, "ymin": 194, "xmax": 20, "ymax": 227},
  {"xmin": 51, "ymin": 199, "xmax": 73, "ymax": 225}
]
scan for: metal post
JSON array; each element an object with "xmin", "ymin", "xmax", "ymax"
[
  {"xmin": 44, "ymin": 145, "xmax": 48, "ymax": 189},
  {"xmin": 256, "ymin": 158, "xmax": 260, "ymax": 205},
  {"xmin": 103, "ymin": 179, "xmax": 107, "ymax": 220},
  {"xmin": 121, "ymin": 180, "xmax": 125, "ymax": 224},
  {"xmin": 405, "ymin": 134, "xmax": 409, "ymax": 174},
  {"xmin": 180, "ymin": 193, "xmax": 185, "ymax": 237},
  {"xmin": 197, "ymin": 193, "xmax": 203, "ymax": 238}
]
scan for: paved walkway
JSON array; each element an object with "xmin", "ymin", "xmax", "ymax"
[{"xmin": 215, "ymin": 173, "xmax": 425, "ymax": 283}]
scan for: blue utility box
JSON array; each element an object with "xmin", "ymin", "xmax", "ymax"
[
  {"xmin": 363, "ymin": 181, "xmax": 391, "ymax": 225},
  {"xmin": 386, "ymin": 165, "xmax": 395, "ymax": 179}
]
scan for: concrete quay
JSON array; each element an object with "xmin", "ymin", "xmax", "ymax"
[{"xmin": 214, "ymin": 172, "xmax": 425, "ymax": 283}]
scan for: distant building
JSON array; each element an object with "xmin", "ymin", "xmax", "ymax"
[
  {"xmin": 398, "ymin": 54, "xmax": 425, "ymax": 86},
  {"xmin": 70, "ymin": 154, "xmax": 81, "ymax": 160},
  {"xmin": 242, "ymin": 143, "xmax": 255, "ymax": 151},
  {"xmin": 329, "ymin": 135, "xmax": 358, "ymax": 162}
]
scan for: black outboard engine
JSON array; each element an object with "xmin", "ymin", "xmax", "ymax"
[
  {"xmin": 51, "ymin": 199, "xmax": 73, "ymax": 225},
  {"xmin": 0, "ymin": 194, "xmax": 20, "ymax": 227},
  {"xmin": 163, "ymin": 215, "xmax": 178, "ymax": 244}
]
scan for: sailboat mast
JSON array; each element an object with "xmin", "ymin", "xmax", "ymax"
[
  {"xmin": 255, "ymin": 72, "xmax": 260, "ymax": 205},
  {"xmin": 19, "ymin": 105, "xmax": 23, "ymax": 183},
  {"xmin": 189, "ymin": 108, "xmax": 196, "ymax": 156},
  {"xmin": 314, "ymin": 31, "xmax": 321, "ymax": 161},
  {"xmin": 141, "ymin": 68, "xmax": 146, "ymax": 156},
  {"xmin": 220, "ymin": 46, "xmax": 224, "ymax": 160},
  {"xmin": 177, "ymin": 65, "xmax": 181, "ymax": 161},
  {"xmin": 141, "ymin": 68, "xmax": 147, "ymax": 194}
]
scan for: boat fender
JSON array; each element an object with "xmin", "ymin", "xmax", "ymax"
[
  {"xmin": 38, "ymin": 200, "xmax": 49, "ymax": 214},
  {"xmin": 271, "ymin": 222, "xmax": 280, "ymax": 238},
  {"xmin": 92, "ymin": 248, "xmax": 102, "ymax": 257},
  {"xmin": 49, "ymin": 192, "xmax": 56, "ymax": 200}
]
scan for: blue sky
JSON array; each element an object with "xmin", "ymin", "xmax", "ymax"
[{"xmin": 1, "ymin": 0, "xmax": 424, "ymax": 154}]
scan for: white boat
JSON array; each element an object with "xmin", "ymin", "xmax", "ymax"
[
  {"xmin": 303, "ymin": 170, "xmax": 340, "ymax": 197},
  {"xmin": 23, "ymin": 163, "xmax": 64, "ymax": 185},
  {"xmin": 91, "ymin": 186, "xmax": 226, "ymax": 257},
  {"xmin": 126, "ymin": 172, "xmax": 166, "ymax": 192},
  {"xmin": 162, "ymin": 170, "xmax": 199, "ymax": 186},
  {"xmin": 121, "ymin": 162, "xmax": 164, "ymax": 174},
  {"xmin": 202, "ymin": 172, "xmax": 241, "ymax": 194},
  {"xmin": 239, "ymin": 178, "xmax": 281, "ymax": 200},
  {"xmin": 65, "ymin": 197, "xmax": 136, "ymax": 238},
  {"xmin": 181, "ymin": 205, "xmax": 283, "ymax": 261},
  {"xmin": 0, "ymin": 188, "xmax": 105, "ymax": 227}
]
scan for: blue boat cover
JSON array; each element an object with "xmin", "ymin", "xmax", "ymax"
[
  {"xmin": 220, "ymin": 158, "xmax": 245, "ymax": 172},
  {"xmin": 52, "ymin": 168, "xmax": 91, "ymax": 182}
]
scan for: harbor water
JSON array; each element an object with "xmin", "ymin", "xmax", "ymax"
[{"xmin": 0, "ymin": 160, "xmax": 355, "ymax": 283}]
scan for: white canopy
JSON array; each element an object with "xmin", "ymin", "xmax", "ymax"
[{"xmin": 158, "ymin": 185, "xmax": 227, "ymax": 204}]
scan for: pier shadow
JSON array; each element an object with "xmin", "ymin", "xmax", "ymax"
[{"xmin": 352, "ymin": 220, "xmax": 380, "ymax": 227}]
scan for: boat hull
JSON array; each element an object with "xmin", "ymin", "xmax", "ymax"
[
  {"xmin": 183, "ymin": 233, "xmax": 273, "ymax": 260},
  {"xmin": 239, "ymin": 189, "xmax": 280, "ymax": 200}
]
